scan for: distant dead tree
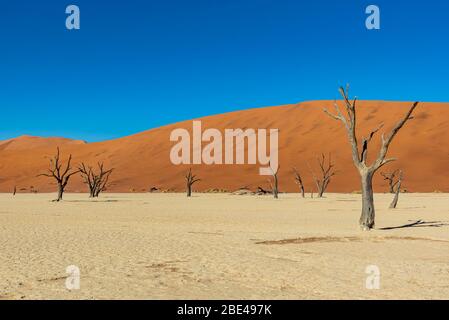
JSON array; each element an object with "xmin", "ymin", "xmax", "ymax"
[
  {"xmin": 257, "ymin": 186, "xmax": 269, "ymax": 195},
  {"xmin": 389, "ymin": 170, "xmax": 403, "ymax": 209},
  {"xmin": 13, "ymin": 186, "xmax": 16, "ymax": 196},
  {"xmin": 308, "ymin": 154, "xmax": 336, "ymax": 198},
  {"xmin": 78, "ymin": 162, "xmax": 114, "ymax": 198},
  {"xmin": 38, "ymin": 147, "xmax": 79, "ymax": 202},
  {"xmin": 324, "ymin": 85, "xmax": 419, "ymax": 230},
  {"xmin": 292, "ymin": 167, "xmax": 305, "ymax": 198},
  {"xmin": 185, "ymin": 168, "xmax": 200, "ymax": 197},
  {"xmin": 380, "ymin": 170, "xmax": 401, "ymax": 194},
  {"xmin": 269, "ymin": 162, "xmax": 280, "ymax": 199}
]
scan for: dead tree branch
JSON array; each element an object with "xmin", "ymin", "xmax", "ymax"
[
  {"xmin": 389, "ymin": 170, "xmax": 403, "ymax": 209},
  {"xmin": 185, "ymin": 168, "xmax": 200, "ymax": 197},
  {"xmin": 323, "ymin": 85, "xmax": 419, "ymax": 230},
  {"xmin": 37, "ymin": 147, "xmax": 79, "ymax": 202},
  {"xmin": 269, "ymin": 162, "xmax": 280, "ymax": 199},
  {"xmin": 308, "ymin": 154, "xmax": 336, "ymax": 198},
  {"xmin": 78, "ymin": 162, "xmax": 114, "ymax": 198},
  {"xmin": 292, "ymin": 167, "xmax": 305, "ymax": 198},
  {"xmin": 380, "ymin": 170, "xmax": 400, "ymax": 194}
]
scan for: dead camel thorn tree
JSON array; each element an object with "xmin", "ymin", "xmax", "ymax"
[
  {"xmin": 38, "ymin": 147, "xmax": 79, "ymax": 202},
  {"xmin": 292, "ymin": 167, "xmax": 305, "ymax": 198},
  {"xmin": 268, "ymin": 162, "xmax": 280, "ymax": 199},
  {"xmin": 380, "ymin": 170, "xmax": 401, "ymax": 194},
  {"xmin": 185, "ymin": 168, "xmax": 200, "ymax": 197},
  {"xmin": 324, "ymin": 85, "xmax": 419, "ymax": 230},
  {"xmin": 389, "ymin": 170, "xmax": 403, "ymax": 209},
  {"xmin": 308, "ymin": 153, "xmax": 336, "ymax": 198},
  {"xmin": 78, "ymin": 162, "xmax": 114, "ymax": 198}
]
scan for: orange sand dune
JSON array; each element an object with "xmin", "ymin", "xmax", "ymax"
[
  {"xmin": 0, "ymin": 135, "xmax": 86, "ymax": 152},
  {"xmin": 0, "ymin": 101, "xmax": 448, "ymax": 193}
]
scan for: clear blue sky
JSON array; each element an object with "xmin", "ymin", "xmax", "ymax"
[{"xmin": 1, "ymin": 0, "xmax": 448, "ymax": 142}]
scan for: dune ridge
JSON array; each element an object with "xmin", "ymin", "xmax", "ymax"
[{"xmin": 0, "ymin": 100, "xmax": 448, "ymax": 193}]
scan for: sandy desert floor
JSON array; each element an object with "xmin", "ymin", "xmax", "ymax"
[{"xmin": 0, "ymin": 192, "xmax": 448, "ymax": 300}]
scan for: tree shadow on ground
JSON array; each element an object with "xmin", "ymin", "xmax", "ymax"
[
  {"xmin": 61, "ymin": 199, "xmax": 121, "ymax": 203},
  {"xmin": 378, "ymin": 219, "xmax": 449, "ymax": 230}
]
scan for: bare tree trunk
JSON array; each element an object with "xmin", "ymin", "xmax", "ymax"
[
  {"xmin": 78, "ymin": 162, "xmax": 113, "ymax": 199},
  {"xmin": 315, "ymin": 181, "xmax": 322, "ymax": 198},
  {"xmin": 381, "ymin": 170, "xmax": 399, "ymax": 193},
  {"xmin": 292, "ymin": 168, "xmax": 305, "ymax": 198},
  {"xmin": 360, "ymin": 171, "xmax": 375, "ymax": 230},
  {"xmin": 389, "ymin": 186, "xmax": 400, "ymax": 209},
  {"xmin": 185, "ymin": 168, "xmax": 200, "ymax": 197},
  {"xmin": 389, "ymin": 185, "xmax": 395, "ymax": 194},
  {"xmin": 273, "ymin": 173, "xmax": 279, "ymax": 199},
  {"xmin": 324, "ymin": 86, "xmax": 419, "ymax": 230},
  {"xmin": 389, "ymin": 171, "xmax": 402, "ymax": 209},
  {"xmin": 13, "ymin": 186, "xmax": 16, "ymax": 196},
  {"xmin": 56, "ymin": 183, "xmax": 64, "ymax": 202},
  {"xmin": 38, "ymin": 147, "xmax": 79, "ymax": 202},
  {"xmin": 318, "ymin": 184, "xmax": 325, "ymax": 198},
  {"xmin": 187, "ymin": 184, "xmax": 192, "ymax": 197},
  {"xmin": 268, "ymin": 162, "xmax": 280, "ymax": 199},
  {"xmin": 308, "ymin": 154, "xmax": 336, "ymax": 198}
]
